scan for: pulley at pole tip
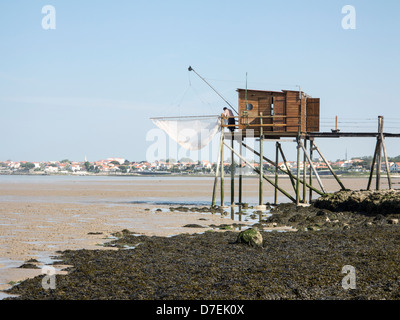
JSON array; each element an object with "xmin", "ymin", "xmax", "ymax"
[{"xmin": 188, "ymin": 66, "xmax": 193, "ymax": 71}]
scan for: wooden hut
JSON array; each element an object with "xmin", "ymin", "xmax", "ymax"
[{"xmin": 236, "ymin": 89, "xmax": 320, "ymax": 136}]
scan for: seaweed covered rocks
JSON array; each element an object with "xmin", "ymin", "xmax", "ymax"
[
  {"xmin": 5, "ymin": 194, "xmax": 400, "ymax": 300},
  {"xmin": 263, "ymin": 197, "xmax": 400, "ymax": 231},
  {"xmin": 313, "ymin": 189, "xmax": 400, "ymax": 215},
  {"xmin": 6, "ymin": 224, "xmax": 400, "ymax": 300},
  {"xmin": 234, "ymin": 228, "xmax": 263, "ymax": 247}
]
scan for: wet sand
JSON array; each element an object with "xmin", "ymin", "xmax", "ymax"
[{"xmin": 0, "ymin": 175, "xmax": 399, "ymax": 295}]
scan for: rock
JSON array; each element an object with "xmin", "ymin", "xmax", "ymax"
[
  {"xmin": 373, "ymin": 214, "xmax": 387, "ymax": 225},
  {"xmin": 178, "ymin": 206, "xmax": 189, "ymax": 212},
  {"xmin": 218, "ymin": 224, "xmax": 234, "ymax": 230},
  {"xmin": 343, "ymin": 223, "xmax": 350, "ymax": 230},
  {"xmin": 313, "ymin": 190, "xmax": 400, "ymax": 214},
  {"xmin": 288, "ymin": 214, "xmax": 303, "ymax": 223},
  {"xmin": 235, "ymin": 228, "xmax": 263, "ymax": 247},
  {"xmin": 183, "ymin": 224, "xmax": 205, "ymax": 228},
  {"xmin": 19, "ymin": 263, "xmax": 40, "ymax": 269},
  {"xmin": 264, "ymin": 222, "xmax": 277, "ymax": 228},
  {"xmin": 307, "ymin": 215, "xmax": 328, "ymax": 224}
]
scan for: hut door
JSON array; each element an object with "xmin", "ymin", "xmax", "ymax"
[
  {"xmin": 258, "ymin": 97, "xmax": 272, "ymax": 132},
  {"xmin": 273, "ymin": 98, "xmax": 286, "ymax": 132},
  {"xmin": 306, "ymin": 98, "xmax": 320, "ymax": 132}
]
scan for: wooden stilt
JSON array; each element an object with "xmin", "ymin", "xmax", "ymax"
[
  {"xmin": 242, "ymin": 141, "xmax": 324, "ymax": 196},
  {"xmin": 368, "ymin": 116, "xmax": 385, "ymax": 191},
  {"xmin": 378, "ymin": 118, "xmax": 392, "ymax": 189},
  {"xmin": 296, "ymin": 136, "xmax": 301, "ymax": 206},
  {"xmin": 274, "ymin": 141, "xmax": 279, "ymax": 205},
  {"xmin": 381, "ymin": 135, "xmax": 392, "ymax": 189},
  {"xmin": 230, "ymin": 133, "xmax": 235, "ymax": 206},
  {"xmin": 367, "ymin": 139, "xmax": 379, "ymax": 191},
  {"xmin": 376, "ymin": 151, "xmax": 382, "ymax": 190},
  {"xmin": 259, "ymin": 113, "xmax": 264, "ymax": 206},
  {"xmin": 220, "ymin": 133, "xmax": 225, "ymax": 207},
  {"xmin": 309, "ymin": 139, "xmax": 314, "ymax": 202},
  {"xmin": 211, "ymin": 132, "xmax": 223, "ymax": 207},
  {"xmin": 376, "ymin": 116, "xmax": 383, "ymax": 190},
  {"xmin": 296, "ymin": 96, "xmax": 301, "ymax": 206},
  {"xmin": 238, "ymin": 137, "xmax": 243, "ymax": 204},
  {"xmin": 298, "ymin": 141, "xmax": 326, "ymax": 193},
  {"xmin": 312, "ymin": 142, "xmax": 346, "ymax": 191},
  {"xmin": 242, "ymin": 142, "xmax": 277, "ymax": 170},
  {"xmin": 303, "ymin": 138, "xmax": 307, "ymax": 203},
  {"xmin": 277, "ymin": 143, "xmax": 296, "ymax": 192},
  {"xmin": 223, "ymin": 141, "xmax": 296, "ymax": 203}
]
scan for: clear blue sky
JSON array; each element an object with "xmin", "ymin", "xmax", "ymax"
[{"xmin": 1, "ymin": 0, "xmax": 399, "ymax": 162}]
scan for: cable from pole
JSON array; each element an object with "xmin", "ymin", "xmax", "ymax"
[{"xmin": 188, "ymin": 66, "xmax": 238, "ymax": 115}]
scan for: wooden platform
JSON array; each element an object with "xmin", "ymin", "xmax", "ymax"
[{"xmin": 223, "ymin": 131, "xmax": 400, "ymax": 140}]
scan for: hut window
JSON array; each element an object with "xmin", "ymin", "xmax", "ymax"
[{"xmin": 270, "ymin": 103, "xmax": 274, "ymax": 116}]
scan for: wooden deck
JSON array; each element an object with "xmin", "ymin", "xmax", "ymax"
[{"xmin": 223, "ymin": 130, "xmax": 400, "ymax": 140}]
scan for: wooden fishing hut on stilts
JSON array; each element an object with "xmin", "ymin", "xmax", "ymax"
[
  {"xmin": 152, "ymin": 66, "xmax": 400, "ymax": 210},
  {"xmin": 211, "ymin": 87, "xmax": 400, "ymax": 209}
]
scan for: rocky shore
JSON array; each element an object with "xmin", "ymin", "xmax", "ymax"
[
  {"xmin": 262, "ymin": 191, "xmax": 400, "ymax": 232},
  {"xmin": 4, "ymin": 190, "xmax": 400, "ymax": 300},
  {"xmin": 313, "ymin": 189, "xmax": 400, "ymax": 215}
]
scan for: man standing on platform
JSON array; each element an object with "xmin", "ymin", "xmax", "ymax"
[{"xmin": 223, "ymin": 107, "xmax": 235, "ymax": 132}]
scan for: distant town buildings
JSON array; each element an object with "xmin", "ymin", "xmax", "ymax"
[{"xmin": 0, "ymin": 157, "xmax": 399, "ymax": 176}]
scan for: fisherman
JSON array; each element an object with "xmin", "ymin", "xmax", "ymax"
[{"xmin": 223, "ymin": 107, "xmax": 235, "ymax": 132}]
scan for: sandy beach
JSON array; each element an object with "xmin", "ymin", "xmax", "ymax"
[{"xmin": 0, "ymin": 174, "xmax": 399, "ymax": 297}]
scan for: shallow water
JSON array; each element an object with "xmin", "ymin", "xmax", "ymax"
[
  {"xmin": 0, "ymin": 174, "xmax": 277, "ymax": 205},
  {"xmin": 0, "ymin": 251, "xmax": 69, "ymax": 300},
  {"xmin": 0, "ymin": 174, "xmax": 216, "ymax": 183}
]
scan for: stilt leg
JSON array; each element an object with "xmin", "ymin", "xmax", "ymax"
[
  {"xmin": 259, "ymin": 113, "xmax": 264, "ymax": 207},
  {"xmin": 274, "ymin": 141, "xmax": 279, "ymax": 205},
  {"xmin": 303, "ymin": 138, "xmax": 307, "ymax": 203},
  {"xmin": 239, "ymin": 137, "xmax": 243, "ymax": 204},
  {"xmin": 231, "ymin": 134, "xmax": 235, "ymax": 206},
  {"xmin": 212, "ymin": 132, "xmax": 223, "ymax": 207},
  {"xmin": 309, "ymin": 139, "xmax": 314, "ymax": 202},
  {"xmin": 296, "ymin": 136, "xmax": 301, "ymax": 206},
  {"xmin": 220, "ymin": 133, "xmax": 225, "ymax": 207}
]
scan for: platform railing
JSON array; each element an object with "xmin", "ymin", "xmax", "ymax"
[{"xmin": 220, "ymin": 114, "xmax": 303, "ymax": 132}]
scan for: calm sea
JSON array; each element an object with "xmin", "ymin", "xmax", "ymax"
[{"xmin": 0, "ymin": 174, "xmax": 269, "ymax": 206}]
